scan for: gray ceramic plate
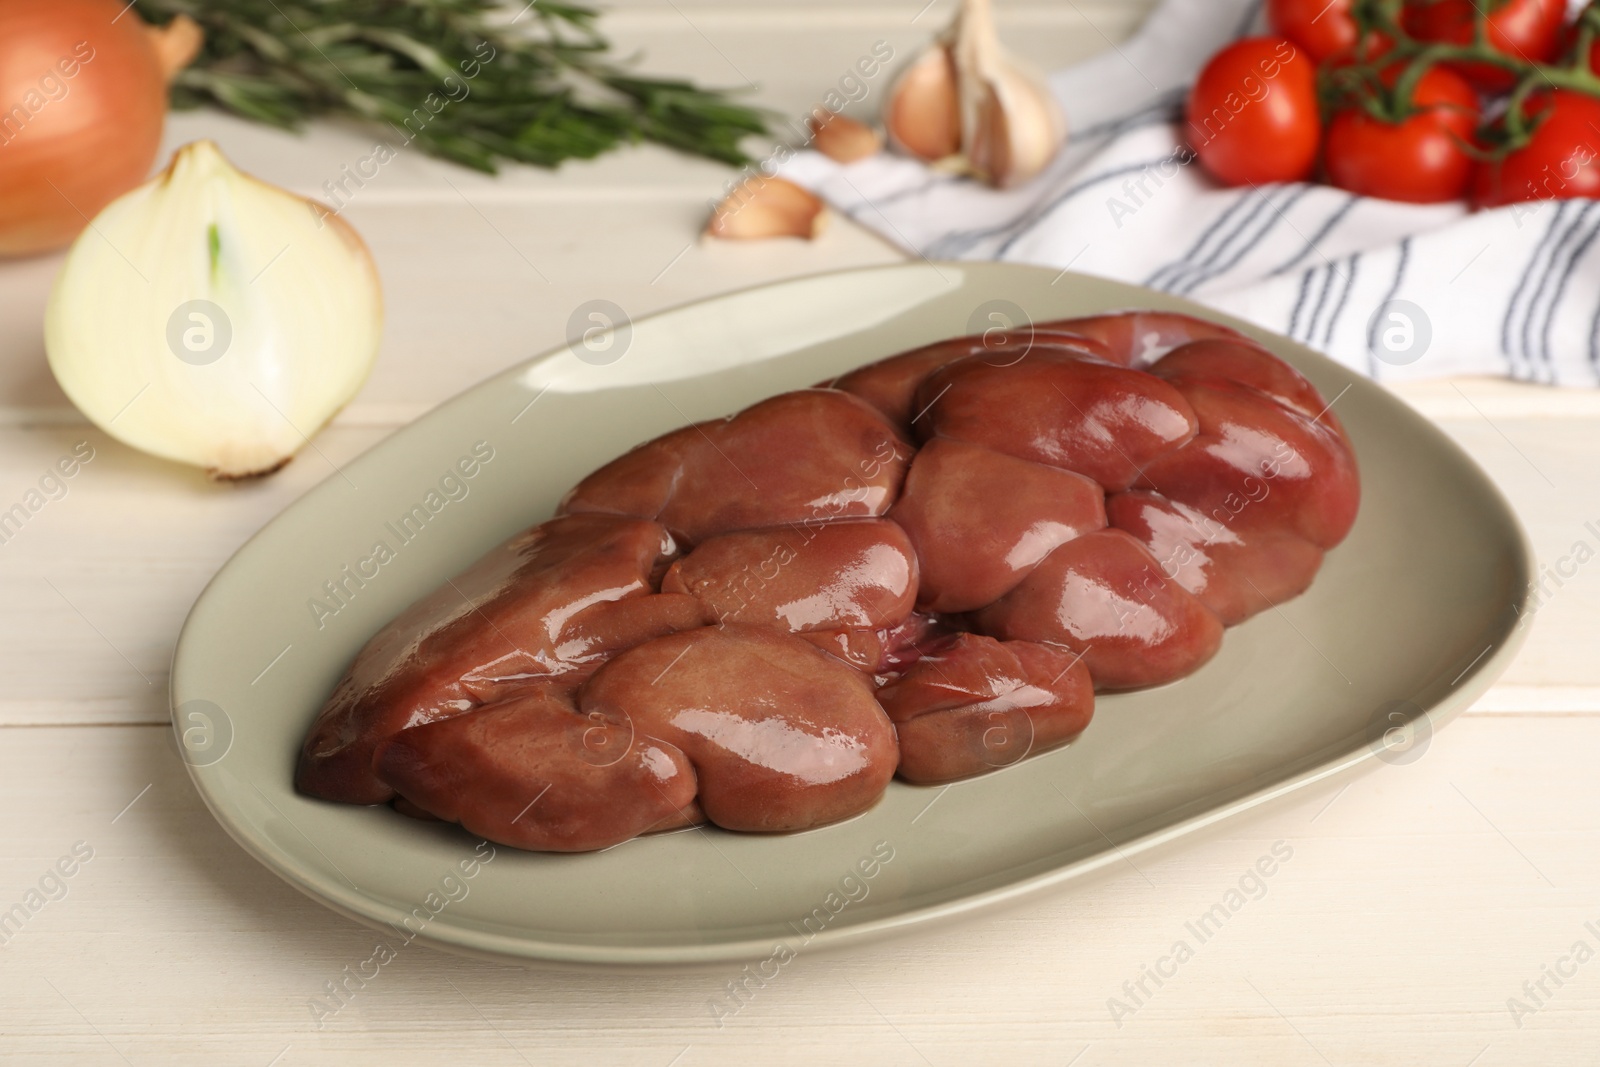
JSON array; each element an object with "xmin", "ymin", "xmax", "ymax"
[{"xmin": 172, "ymin": 262, "xmax": 1531, "ymax": 966}]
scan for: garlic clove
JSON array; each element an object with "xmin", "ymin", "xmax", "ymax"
[
  {"xmin": 45, "ymin": 140, "xmax": 383, "ymax": 479},
  {"xmin": 885, "ymin": 45, "xmax": 963, "ymax": 163},
  {"xmin": 884, "ymin": 0, "xmax": 1066, "ymax": 187},
  {"xmin": 705, "ymin": 176, "xmax": 829, "ymax": 240},
  {"xmin": 809, "ymin": 111, "xmax": 885, "ymax": 164},
  {"xmin": 966, "ymin": 62, "xmax": 1066, "ymax": 188}
]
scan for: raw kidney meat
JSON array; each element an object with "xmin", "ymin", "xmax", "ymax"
[{"xmin": 296, "ymin": 311, "xmax": 1359, "ymax": 851}]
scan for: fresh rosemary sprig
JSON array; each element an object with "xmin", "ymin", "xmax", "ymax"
[{"xmin": 136, "ymin": 0, "xmax": 771, "ymax": 172}]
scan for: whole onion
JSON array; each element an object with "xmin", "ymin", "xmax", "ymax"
[{"xmin": 0, "ymin": 0, "xmax": 197, "ymax": 258}]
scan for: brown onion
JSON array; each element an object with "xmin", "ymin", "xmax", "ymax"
[{"xmin": 0, "ymin": 0, "xmax": 196, "ymax": 258}]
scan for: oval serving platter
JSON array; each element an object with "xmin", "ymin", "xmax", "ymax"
[{"xmin": 171, "ymin": 262, "xmax": 1532, "ymax": 966}]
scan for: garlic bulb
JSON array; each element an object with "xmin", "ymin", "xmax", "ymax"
[
  {"xmin": 46, "ymin": 140, "xmax": 382, "ymax": 479},
  {"xmin": 885, "ymin": 0, "xmax": 1066, "ymax": 188}
]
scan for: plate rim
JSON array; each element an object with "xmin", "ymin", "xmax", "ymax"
[{"xmin": 171, "ymin": 260, "xmax": 1535, "ymax": 966}]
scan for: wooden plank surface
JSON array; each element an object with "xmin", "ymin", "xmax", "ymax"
[
  {"xmin": 1, "ymin": 718, "xmax": 1596, "ymax": 1065},
  {"xmin": 2, "ymin": 0, "xmax": 1597, "ymax": 1062}
]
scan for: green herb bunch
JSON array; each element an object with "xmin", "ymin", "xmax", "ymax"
[{"xmin": 138, "ymin": 0, "xmax": 770, "ymax": 171}]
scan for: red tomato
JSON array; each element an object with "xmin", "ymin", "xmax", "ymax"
[
  {"xmin": 1322, "ymin": 29, "xmax": 1396, "ymax": 68},
  {"xmin": 1185, "ymin": 37, "xmax": 1322, "ymax": 186},
  {"xmin": 1557, "ymin": 23, "xmax": 1600, "ymax": 74},
  {"xmin": 1267, "ymin": 0, "xmax": 1360, "ymax": 60},
  {"xmin": 1473, "ymin": 90, "xmax": 1600, "ymax": 207},
  {"xmin": 1324, "ymin": 65, "xmax": 1481, "ymax": 202},
  {"xmin": 1402, "ymin": 0, "xmax": 1567, "ymax": 89}
]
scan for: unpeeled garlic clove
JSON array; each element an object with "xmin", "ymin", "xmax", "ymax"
[
  {"xmin": 809, "ymin": 111, "xmax": 885, "ymax": 164},
  {"xmin": 45, "ymin": 140, "xmax": 383, "ymax": 479},
  {"xmin": 885, "ymin": 0, "xmax": 1066, "ymax": 188},
  {"xmin": 705, "ymin": 176, "xmax": 828, "ymax": 240},
  {"xmin": 964, "ymin": 60, "xmax": 1065, "ymax": 188},
  {"xmin": 886, "ymin": 48, "xmax": 963, "ymax": 162}
]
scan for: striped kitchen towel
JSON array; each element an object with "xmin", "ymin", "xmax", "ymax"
[{"xmin": 781, "ymin": 0, "xmax": 1600, "ymax": 385}]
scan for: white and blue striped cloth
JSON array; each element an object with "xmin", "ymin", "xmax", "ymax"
[{"xmin": 783, "ymin": 0, "xmax": 1600, "ymax": 385}]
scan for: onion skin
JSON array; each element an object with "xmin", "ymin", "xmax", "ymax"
[{"xmin": 0, "ymin": 0, "xmax": 169, "ymax": 258}]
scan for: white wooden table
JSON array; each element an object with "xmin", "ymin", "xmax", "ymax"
[{"xmin": 4, "ymin": 2, "xmax": 1598, "ymax": 1063}]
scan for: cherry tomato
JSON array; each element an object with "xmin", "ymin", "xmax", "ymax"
[
  {"xmin": 1473, "ymin": 90, "xmax": 1600, "ymax": 207},
  {"xmin": 1267, "ymin": 0, "xmax": 1360, "ymax": 60},
  {"xmin": 1322, "ymin": 29, "xmax": 1396, "ymax": 68},
  {"xmin": 1402, "ymin": 0, "xmax": 1567, "ymax": 90},
  {"xmin": 1323, "ymin": 65, "xmax": 1481, "ymax": 203},
  {"xmin": 1185, "ymin": 37, "xmax": 1322, "ymax": 186},
  {"xmin": 1556, "ymin": 21, "xmax": 1600, "ymax": 74}
]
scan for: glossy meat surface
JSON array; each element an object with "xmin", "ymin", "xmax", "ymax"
[
  {"xmin": 295, "ymin": 514, "xmax": 703, "ymax": 804},
  {"xmin": 889, "ymin": 437, "xmax": 1106, "ymax": 613},
  {"xmin": 375, "ymin": 685, "xmax": 701, "ymax": 852},
  {"xmin": 581, "ymin": 625, "xmax": 897, "ymax": 831},
  {"xmin": 830, "ymin": 327, "xmax": 1116, "ymax": 428},
  {"xmin": 297, "ymin": 310, "xmax": 1360, "ymax": 850},
  {"xmin": 915, "ymin": 352, "xmax": 1200, "ymax": 491},
  {"xmin": 561, "ymin": 390, "xmax": 911, "ymax": 544},
  {"xmin": 975, "ymin": 529, "xmax": 1225, "ymax": 690},
  {"xmin": 879, "ymin": 634, "xmax": 1093, "ymax": 784},
  {"xmin": 661, "ymin": 519, "xmax": 918, "ymax": 632}
]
